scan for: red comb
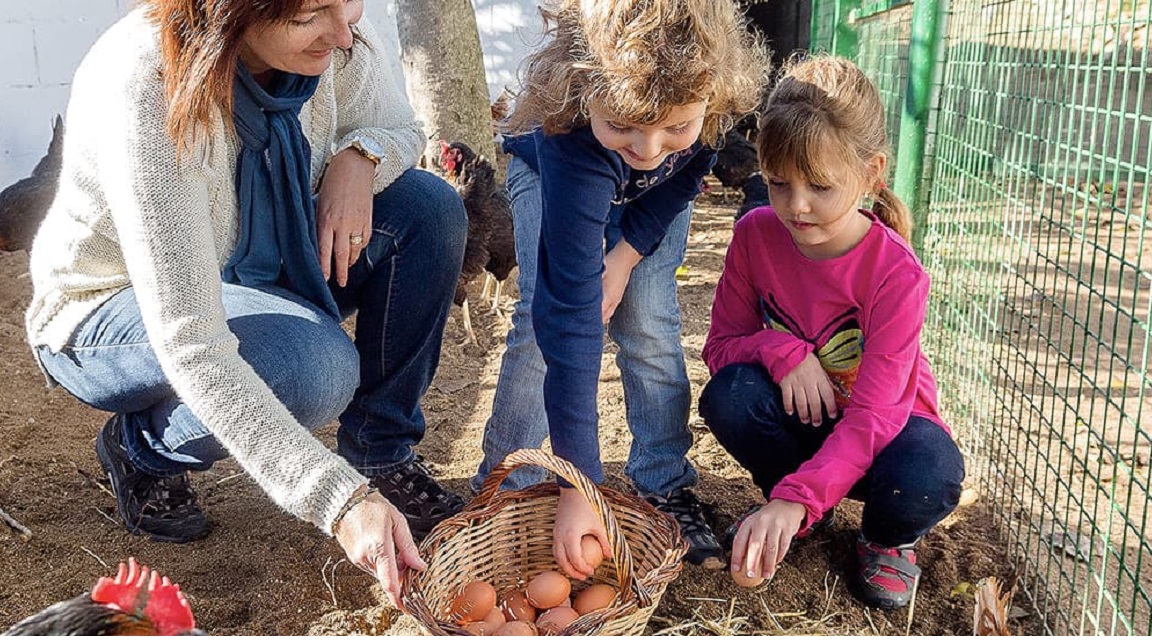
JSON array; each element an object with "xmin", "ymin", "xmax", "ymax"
[{"xmin": 91, "ymin": 558, "xmax": 196, "ymax": 635}]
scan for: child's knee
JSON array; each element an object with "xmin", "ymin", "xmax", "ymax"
[{"xmin": 699, "ymin": 363, "xmax": 774, "ymax": 438}]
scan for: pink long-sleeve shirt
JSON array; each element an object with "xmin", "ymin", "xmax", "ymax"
[{"xmin": 702, "ymin": 206, "xmax": 950, "ymax": 531}]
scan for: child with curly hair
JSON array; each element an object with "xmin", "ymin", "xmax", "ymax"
[
  {"xmin": 471, "ymin": 0, "xmax": 771, "ymax": 574},
  {"xmin": 699, "ymin": 55, "xmax": 965, "ymax": 609}
]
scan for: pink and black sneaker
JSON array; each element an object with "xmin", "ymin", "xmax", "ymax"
[{"xmin": 852, "ymin": 535, "xmax": 921, "ymax": 609}]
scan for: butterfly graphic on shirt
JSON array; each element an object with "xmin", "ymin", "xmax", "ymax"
[{"xmin": 759, "ymin": 294, "xmax": 864, "ymax": 408}]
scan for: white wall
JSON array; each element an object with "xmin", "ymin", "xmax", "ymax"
[{"xmin": 0, "ymin": 0, "xmax": 541, "ymax": 186}]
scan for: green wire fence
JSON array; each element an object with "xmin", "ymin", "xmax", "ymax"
[{"xmin": 811, "ymin": 0, "xmax": 1152, "ymax": 634}]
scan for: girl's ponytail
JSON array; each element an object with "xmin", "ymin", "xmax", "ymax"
[{"xmin": 872, "ymin": 184, "xmax": 913, "ymax": 244}]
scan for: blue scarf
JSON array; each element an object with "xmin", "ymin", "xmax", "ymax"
[{"xmin": 223, "ymin": 64, "xmax": 341, "ymax": 320}]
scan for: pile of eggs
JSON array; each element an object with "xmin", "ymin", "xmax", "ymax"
[{"xmin": 444, "ymin": 536, "xmax": 617, "ymax": 636}]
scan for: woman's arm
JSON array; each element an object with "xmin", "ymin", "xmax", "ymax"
[{"xmin": 330, "ymin": 16, "xmax": 424, "ymax": 193}]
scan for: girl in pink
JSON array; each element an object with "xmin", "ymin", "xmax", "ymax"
[{"xmin": 698, "ymin": 55, "xmax": 964, "ymax": 609}]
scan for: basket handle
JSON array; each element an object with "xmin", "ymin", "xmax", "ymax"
[{"xmin": 475, "ymin": 448, "xmax": 653, "ymax": 608}]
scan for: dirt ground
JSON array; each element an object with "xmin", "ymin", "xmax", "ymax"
[{"xmin": 0, "ymin": 184, "xmax": 1043, "ymax": 635}]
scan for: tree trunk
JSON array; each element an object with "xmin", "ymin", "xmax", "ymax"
[{"xmin": 394, "ymin": 0, "xmax": 497, "ymax": 166}]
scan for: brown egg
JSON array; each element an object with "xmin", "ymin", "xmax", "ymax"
[
  {"xmin": 482, "ymin": 607, "xmax": 506, "ymax": 626},
  {"xmin": 572, "ymin": 583, "xmax": 617, "ymax": 615},
  {"xmin": 500, "ymin": 589, "xmax": 538, "ymax": 622},
  {"xmin": 463, "ymin": 620, "xmax": 501, "ymax": 636},
  {"xmin": 731, "ymin": 568, "xmax": 765, "ymax": 588},
  {"xmin": 536, "ymin": 605, "xmax": 580, "ymax": 634},
  {"xmin": 497, "ymin": 620, "xmax": 538, "ymax": 635},
  {"xmin": 526, "ymin": 570, "xmax": 572, "ymax": 609},
  {"xmin": 580, "ymin": 535, "xmax": 605, "ymax": 570},
  {"xmin": 449, "ymin": 580, "xmax": 497, "ymax": 623}
]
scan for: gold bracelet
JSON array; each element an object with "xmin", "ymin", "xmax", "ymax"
[{"xmin": 332, "ymin": 484, "xmax": 380, "ymax": 534}]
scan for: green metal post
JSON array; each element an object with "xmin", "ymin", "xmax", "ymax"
[{"xmin": 893, "ymin": 0, "xmax": 943, "ymax": 250}]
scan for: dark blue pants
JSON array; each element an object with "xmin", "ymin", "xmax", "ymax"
[
  {"xmin": 698, "ymin": 363, "xmax": 965, "ymax": 547},
  {"xmin": 39, "ymin": 168, "xmax": 466, "ymax": 477}
]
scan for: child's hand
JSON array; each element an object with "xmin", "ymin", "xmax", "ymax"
[
  {"xmin": 730, "ymin": 499, "xmax": 806, "ymax": 582},
  {"xmin": 779, "ymin": 353, "xmax": 838, "ymax": 426},
  {"xmin": 602, "ymin": 240, "xmax": 643, "ymax": 324},
  {"xmin": 554, "ymin": 487, "xmax": 609, "ymax": 580}
]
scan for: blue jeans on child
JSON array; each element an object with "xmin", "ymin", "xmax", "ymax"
[
  {"xmin": 471, "ymin": 156, "xmax": 697, "ymax": 496},
  {"xmin": 37, "ymin": 168, "xmax": 466, "ymax": 478},
  {"xmin": 698, "ymin": 363, "xmax": 965, "ymax": 547}
]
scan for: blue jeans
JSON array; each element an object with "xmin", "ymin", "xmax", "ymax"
[
  {"xmin": 698, "ymin": 363, "xmax": 965, "ymax": 547},
  {"xmin": 471, "ymin": 156, "xmax": 697, "ymax": 496},
  {"xmin": 38, "ymin": 168, "xmax": 466, "ymax": 477}
]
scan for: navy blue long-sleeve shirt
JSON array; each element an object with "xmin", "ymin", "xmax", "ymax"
[{"xmin": 503, "ymin": 126, "xmax": 716, "ymax": 484}]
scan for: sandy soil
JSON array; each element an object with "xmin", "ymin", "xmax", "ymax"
[{"xmin": 0, "ymin": 185, "xmax": 1042, "ymax": 635}]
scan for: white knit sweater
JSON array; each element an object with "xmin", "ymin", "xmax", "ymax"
[{"xmin": 25, "ymin": 9, "xmax": 426, "ymax": 535}]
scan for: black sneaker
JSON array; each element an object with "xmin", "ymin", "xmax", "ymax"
[
  {"xmin": 645, "ymin": 488, "xmax": 726, "ymax": 570},
  {"xmin": 721, "ymin": 505, "xmax": 836, "ymax": 551},
  {"xmin": 95, "ymin": 416, "xmax": 211, "ymax": 543},
  {"xmin": 369, "ymin": 455, "xmax": 465, "ymax": 541}
]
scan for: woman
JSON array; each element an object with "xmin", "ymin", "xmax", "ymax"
[{"xmin": 24, "ymin": 0, "xmax": 466, "ymax": 605}]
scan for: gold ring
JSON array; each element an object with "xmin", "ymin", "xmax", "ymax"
[{"xmin": 350, "ymin": 234, "xmax": 365, "ymax": 246}]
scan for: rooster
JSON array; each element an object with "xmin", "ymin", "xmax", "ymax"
[
  {"xmin": 0, "ymin": 115, "xmax": 64, "ymax": 252},
  {"xmin": 438, "ymin": 141, "xmax": 516, "ymax": 344},
  {"xmin": 4, "ymin": 558, "xmax": 199, "ymax": 636},
  {"xmin": 712, "ymin": 129, "xmax": 769, "ymax": 222}
]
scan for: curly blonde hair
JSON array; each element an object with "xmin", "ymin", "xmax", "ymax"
[
  {"xmin": 757, "ymin": 54, "xmax": 913, "ymax": 242},
  {"xmin": 505, "ymin": 0, "xmax": 771, "ymax": 146}
]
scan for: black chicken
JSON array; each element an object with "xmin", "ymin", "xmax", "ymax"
[
  {"xmin": 712, "ymin": 128, "xmax": 769, "ymax": 222},
  {"xmin": 0, "ymin": 115, "xmax": 64, "ymax": 252},
  {"xmin": 438, "ymin": 141, "xmax": 516, "ymax": 344},
  {"xmin": 4, "ymin": 558, "xmax": 200, "ymax": 636}
]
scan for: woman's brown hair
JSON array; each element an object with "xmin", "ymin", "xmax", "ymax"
[
  {"xmin": 757, "ymin": 54, "xmax": 913, "ymax": 242},
  {"xmin": 141, "ymin": 0, "xmax": 313, "ymax": 152},
  {"xmin": 505, "ymin": 0, "xmax": 771, "ymax": 147}
]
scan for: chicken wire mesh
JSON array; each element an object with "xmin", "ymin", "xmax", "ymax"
[{"xmin": 812, "ymin": 0, "xmax": 1152, "ymax": 634}]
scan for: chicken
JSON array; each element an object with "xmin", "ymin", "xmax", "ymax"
[
  {"xmin": 4, "ymin": 558, "xmax": 199, "ymax": 636},
  {"xmin": 438, "ymin": 141, "xmax": 516, "ymax": 344},
  {"xmin": 0, "ymin": 115, "xmax": 64, "ymax": 252},
  {"xmin": 712, "ymin": 128, "xmax": 769, "ymax": 222}
]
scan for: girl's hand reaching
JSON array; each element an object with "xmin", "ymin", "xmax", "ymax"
[
  {"xmin": 730, "ymin": 499, "xmax": 806, "ymax": 582},
  {"xmin": 602, "ymin": 240, "xmax": 643, "ymax": 324},
  {"xmin": 554, "ymin": 487, "xmax": 610, "ymax": 580},
  {"xmin": 779, "ymin": 353, "xmax": 838, "ymax": 426},
  {"xmin": 334, "ymin": 486, "xmax": 428, "ymax": 608}
]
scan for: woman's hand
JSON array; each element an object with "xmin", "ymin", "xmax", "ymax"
[
  {"xmin": 730, "ymin": 500, "xmax": 806, "ymax": 582},
  {"xmin": 317, "ymin": 148, "xmax": 376, "ymax": 287},
  {"xmin": 334, "ymin": 487, "xmax": 427, "ymax": 608},
  {"xmin": 553, "ymin": 487, "xmax": 609, "ymax": 580},
  {"xmin": 602, "ymin": 240, "xmax": 643, "ymax": 324},
  {"xmin": 779, "ymin": 353, "xmax": 838, "ymax": 426}
]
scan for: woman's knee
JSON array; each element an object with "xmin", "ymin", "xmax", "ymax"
[
  {"xmin": 235, "ymin": 316, "xmax": 359, "ymax": 429},
  {"xmin": 378, "ymin": 169, "xmax": 467, "ymax": 252}
]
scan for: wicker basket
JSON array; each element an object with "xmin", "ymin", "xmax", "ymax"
[{"xmin": 401, "ymin": 449, "xmax": 687, "ymax": 635}]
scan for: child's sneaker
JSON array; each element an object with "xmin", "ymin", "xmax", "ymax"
[
  {"xmin": 645, "ymin": 488, "xmax": 726, "ymax": 570},
  {"xmin": 852, "ymin": 535, "xmax": 921, "ymax": 609}
]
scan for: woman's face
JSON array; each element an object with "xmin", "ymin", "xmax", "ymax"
[{"xmin": 240, "ymin": 0, "xmax": 364, "ymax": 77}]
